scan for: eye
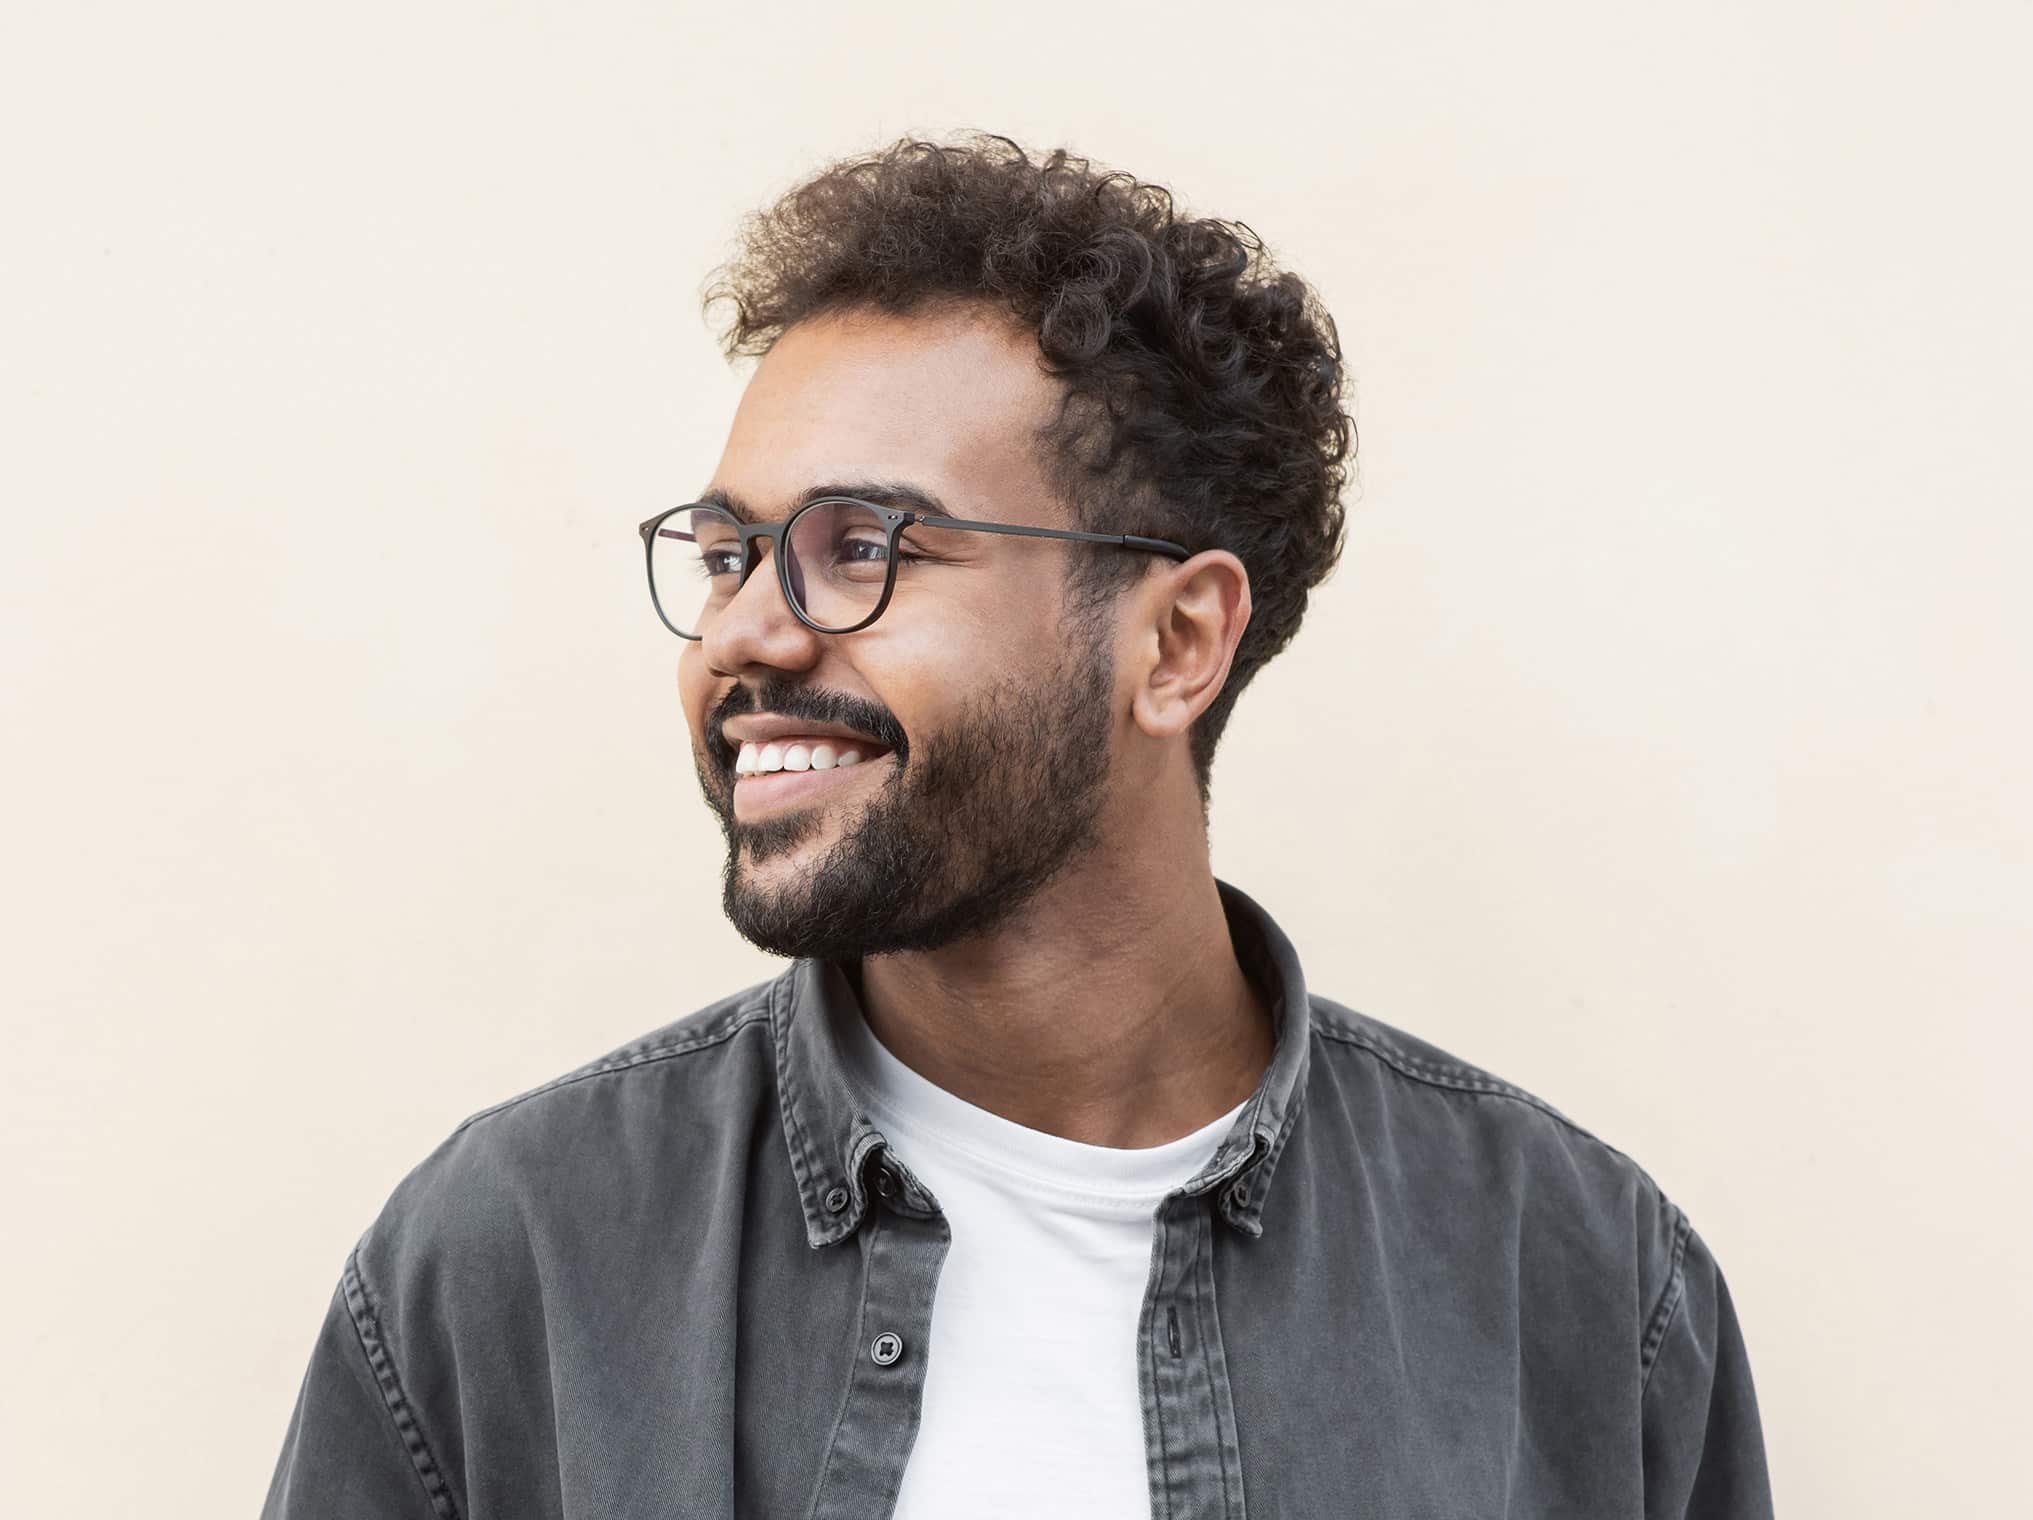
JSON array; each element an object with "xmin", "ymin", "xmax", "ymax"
[{"xmin": 837, "ymin": 537, "xmax": 930, "ymax": 567}]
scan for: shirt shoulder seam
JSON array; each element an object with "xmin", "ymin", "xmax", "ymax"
[
  {"xmin": 1310, "ymin": 1012, "xmax": 1619, "ymax": 1155},
  {"xmin": 445, "ymin": 999, "xmax": 775, "ymax": 1141},
  {"xmin": 1639, "ymin": 1204, "xmax": 1695, "ymax": 1395},
  {"xmin": 342, "ymin": 1245, "xmax": 463, "ymax": 1520},
  {"xmin": 1311, "ymin": 1005, "xmax": 1693, "ymax": 1387}
]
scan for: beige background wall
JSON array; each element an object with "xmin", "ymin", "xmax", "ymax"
[{"xmin": 4, "ymin": 2, "xmax": 2026, "ymax": 1513}]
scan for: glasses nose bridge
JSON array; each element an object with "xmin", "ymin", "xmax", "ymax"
[
  {"xmin": 708, "ymin": 519, "xmax": 807, "ymax": 637},
  {"xmin": 739, "ymin": 519, "xmax": 803, "ymax": 600},
  {"xmin": 732, "ymin": 519, "xmax": 772, "ymax": 576}
]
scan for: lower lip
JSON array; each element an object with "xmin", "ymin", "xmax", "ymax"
[{"xmin": 732, "ymin": 753, "xmax": 892, "ymax": 820}]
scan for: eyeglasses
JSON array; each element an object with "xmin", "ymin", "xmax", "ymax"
[{"xmin": 637, "ymin": 495, "xmax": 1192, "ymax": 640}]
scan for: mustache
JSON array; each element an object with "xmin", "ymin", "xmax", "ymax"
[{"xmin": 708, "ymin": 680, "xmax": 908, "ymax": 765}]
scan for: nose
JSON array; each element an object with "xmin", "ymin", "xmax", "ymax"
[{"xmin": 699, "ymin": 535, "xmax": 824, "ymax": 675}]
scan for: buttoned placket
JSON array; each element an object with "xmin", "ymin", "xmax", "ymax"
[
  {"xmin": 1135, "ymin": 1122, "xmax": 1280, "ymax": 1520},
  {"xmin": 804, "ymin": 1131, "xmax": 950, "ymax": 1520},
  {"xmin": 772, "ymin": 877, "xmax": 1312, "ymax": 1520}
]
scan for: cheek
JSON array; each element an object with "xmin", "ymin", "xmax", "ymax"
[
  {"xmin": 842, "ymin": 628, "xmax": 944, "ymax": 742},
  {"xmin": 865, "ymin": 582, "xmax": 1057, "ymax": 721},
  {"xmin": 892, "ymin": 572, "xmax": 1047, "ymax": 664}
]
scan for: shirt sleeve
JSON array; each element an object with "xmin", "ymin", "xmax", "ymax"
[
  {"xmin": 260, "ymin": 1258, "xmax": 449, "ymax": 1520},
  {"xmin": 1640, "ymin": 1218, "xmax": 1776, "ymax": 1520}
]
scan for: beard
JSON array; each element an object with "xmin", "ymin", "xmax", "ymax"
[{"xmin": 695, "ymin": 624, "xmax": 1118, "ymax": 962}]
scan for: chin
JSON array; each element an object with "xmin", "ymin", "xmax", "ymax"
[{"xmin": 725, "ymin": 816, "xmax": 845, "ymax": 894}]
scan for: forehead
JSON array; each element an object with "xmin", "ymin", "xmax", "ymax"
[{"xmin": 708, "ymin": 304, "xmax": 1065, "ymax": 523}]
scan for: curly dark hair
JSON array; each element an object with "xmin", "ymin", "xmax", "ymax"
[{"xmin": 700, "ymin": 131, "xmax": 1353, "ymax": 815}]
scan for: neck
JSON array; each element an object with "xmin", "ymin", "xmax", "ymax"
[{"xmin": 847, "ymin": 849, "xmax": 1273, "ymax": 1150}]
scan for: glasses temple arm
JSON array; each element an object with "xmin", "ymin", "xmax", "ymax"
[{"xmin": 912, "ymin": 514, "xmax": 1191, "ymax": 562}]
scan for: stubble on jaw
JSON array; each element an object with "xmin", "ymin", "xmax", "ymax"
[{"xmin": 699, "ymin": 629, "xmax": 1119, "ymax": 963}]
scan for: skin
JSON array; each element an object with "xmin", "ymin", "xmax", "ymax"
[{"xmin": 677, "ymin": 302, "xmax": 1273, "ymax": 1148}]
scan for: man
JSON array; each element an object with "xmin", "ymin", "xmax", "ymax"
[{"xmin": 263, "ymin": 133, "xmax": 1773, "ymax": 1519}]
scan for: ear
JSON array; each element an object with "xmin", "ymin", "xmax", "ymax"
[{"xmin": 1128, "ymin": 550, "xmax": 1253, "ymax": 742}]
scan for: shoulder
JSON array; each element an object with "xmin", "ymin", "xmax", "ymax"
[
  {"xmin": 348, "ymin": 971, "xmax": 786, "ymax": 1315},
  {"xmin": 445, "ymin": 974, "xmax": 782, "ymax": 1149},
  {"xmin": 1307, "ymin": 993, "xmax": 1632, "ymax": 1153},
  {"xmin": 1305, "ymin": 994, "xmax": 1689, "ymax": 1323}
]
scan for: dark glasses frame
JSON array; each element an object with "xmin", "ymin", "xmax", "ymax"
[{"xmin": 637, "ymin": 495, "xmax": 1194, "ymax": 640}]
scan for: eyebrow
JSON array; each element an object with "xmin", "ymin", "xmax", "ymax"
[{"xmin": 697, "ymin": 479, "xmax": 957, "ymax": 524}]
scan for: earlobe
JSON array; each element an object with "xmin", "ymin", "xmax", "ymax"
[{"xmin": 1130, "ymin": 552, "xmax": 1251, "ymax": 743}]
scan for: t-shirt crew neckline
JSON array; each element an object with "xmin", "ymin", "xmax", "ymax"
[{"xmin": 836, "ymin": 996, "xmax": 1248, "ymax": 1216}]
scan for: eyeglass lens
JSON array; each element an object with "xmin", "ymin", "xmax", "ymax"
[{"xmin": 649, "ymin": 500, "xmax": 895, "ymax": 636}]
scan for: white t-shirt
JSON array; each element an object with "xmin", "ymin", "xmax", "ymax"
[{"xmin": 837, "ymin": 1005, "xmax": 1247, "ymax": 1519}]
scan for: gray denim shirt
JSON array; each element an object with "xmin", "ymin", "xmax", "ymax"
[{"xmin": 262, "ymin": 878, "xmax": 1773, "ymax": 1518}]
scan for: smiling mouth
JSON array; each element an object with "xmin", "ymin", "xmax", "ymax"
[{"xmin": 730, "ymin": 747, "xmax": 894, "ymax": 820}]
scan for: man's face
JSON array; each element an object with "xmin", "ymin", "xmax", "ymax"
[{"xmin": 677, "ymin": 305, "xmax": 1129, "ymax": 961}]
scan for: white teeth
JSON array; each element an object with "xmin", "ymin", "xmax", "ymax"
[{"xmin": 734, "ymin": 736, "xmax": 878, "ymax": 777}]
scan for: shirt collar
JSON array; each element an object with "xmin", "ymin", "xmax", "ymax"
[{"xmin": 771, "ymin": 875, "xmax": 1314, "ymax": 1248}]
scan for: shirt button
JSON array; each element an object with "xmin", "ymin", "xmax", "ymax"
[
  {"xmin": 870, "ymin": 1331, "xmax": 904, "ymax": 1366},
  {"xmin": 1229, "ymin": 1181, "xmax": 1251, "ymax": 1207},
  {"xmin": 823, "ymin": 1185, "xmax": 849, "ymax": 1213},
  {"xmin": 873, "ymin": 1168, "xmax": 897, "ymax": 1199}
]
